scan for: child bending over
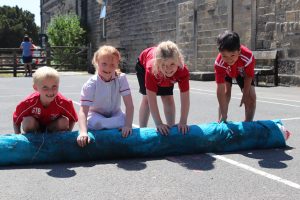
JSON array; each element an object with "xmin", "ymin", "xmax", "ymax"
[
  {"xmin": 214, "ymin": 30, "xmax": 256, "ymax": 122},
  {"xmin": 136, "ymin": 41, "xmax": 190, "ymax": 135}
]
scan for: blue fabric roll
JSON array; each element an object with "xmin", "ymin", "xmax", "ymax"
[{"xmin": 0, "ymin": 120, "xmax": 286, "ymax": 166}]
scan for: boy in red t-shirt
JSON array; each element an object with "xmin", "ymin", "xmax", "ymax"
[
  {"xmin": 13, "ymin": 66, "xmax": 78, "ymax": 134},
  {"xmin": 214, "ymin": 31, "xmax": 256, "ymax": 122}
]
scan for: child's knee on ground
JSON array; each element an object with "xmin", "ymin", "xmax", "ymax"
[
  {"xmin": 55, "ymin": 116, "xmax": 70, "ymax": 131},
  {"xmin": 22, "ymin": 116, "xmax": 39, "ymax": 132},
  {"xmin": 46, "ymin": 116, "xmax": 70, "ymax": 132},
  {"xmin": 88, "ymin": 112, "xmax": 125, "ymax": 130}
]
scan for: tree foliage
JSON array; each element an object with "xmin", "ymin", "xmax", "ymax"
[
  {"xmin": 46, "ymin": 13, "xmax": 85, "ymax": 46},
  {"xmin": 0, "ymin": 6, "xmax": 39, "ymax": 48},
  {"xmin": 46, "ymin": 13, "xmax": 86, "ymax": 70}
]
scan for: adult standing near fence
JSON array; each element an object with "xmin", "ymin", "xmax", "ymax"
[{"xmin": 20, "ymin": 35, "xmax": 36, "ymax": 77}]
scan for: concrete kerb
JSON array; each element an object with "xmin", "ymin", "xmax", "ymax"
[
  {"xmin": 188, "ymin": 72, "xmax": 300, "ymax": 86},
  {"xmin": 58, "ymin": 71, "xmax": 89, "ymax": 76},
  {"xmin": 189, "ymin": 71, "xmax": 215, "ymax": 81}
]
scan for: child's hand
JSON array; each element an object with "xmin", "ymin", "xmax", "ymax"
[
  {"xmin": 177, "ymin": 123, "xmax": 189, "ymax": 135},
  {"xmin": 156, "ymin": 124, "xmax": 170, "ymax": 136},
  {"xmin": 77, "ymin": 132, "xmax": 90, "ymax": 148},
  {"xmin": 121, "ymin": 126, "xmax": 132, "ymax": 138},
  {"xmin": 57, "ymin": 116, "xmax": 70, "ymax": 131}
]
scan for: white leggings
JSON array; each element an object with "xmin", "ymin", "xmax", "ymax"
[{"xmin": 87, "ymin": 111, "xmax": 125, "ymax": 130}]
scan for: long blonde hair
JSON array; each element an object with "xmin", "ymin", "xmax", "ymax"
[
  {"xmin": 92, "ymin": 45, "xmax": 121, "ymax": 74},
  {"xmin": 152, "ymin": 41, "xmax": 184, "ymax": 76}
]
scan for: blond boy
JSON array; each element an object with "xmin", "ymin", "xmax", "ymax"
[{"xmin": 13, "ymin": 66, "xmax": 78, "ymax": 133}]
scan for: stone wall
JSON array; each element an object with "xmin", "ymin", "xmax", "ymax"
[
  {"xmin": 109, "ymin": 0, "xmax": 186, "ymax": 67},
  {"xmin": 195, "ymin": 0, "xmax": 229, "ymax": 72},
  {"xmin": 41, "ymin": 0, "xmax": 79, "ymax": 32},
  {"xmin": 176, "ymin": 1, "xmax": 195, "ymax": 70},
  {"xmin": 86, "ymin": 1, "xmax": 102, "ymax": 49},
  {"xmin": 233, "ymin": 0, "xmax": 253, "ymax": 48},
  {"xmin": 41, "ymin": 0, "xmax": 300, "ymax": 85},
  {"xmin": 256, "ymin": 0, "xmax": 300, "ymax": 84}
]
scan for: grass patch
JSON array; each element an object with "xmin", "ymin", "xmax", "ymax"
[
  {"xmin": 0, "ymin": 73, "xmax": 28, "ymax": 78},
  {"xmin": 0, "ymin": 73, "xmax": 14, "ymax": 78}
]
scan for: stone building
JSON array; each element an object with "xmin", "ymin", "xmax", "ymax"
[
  {"xmin": 40, "ymin": 0, "xmax": 87, "ymax": 33},
  {"xmin": 41, "ymin": 0, "xmax": 300, "ymax": 85}
]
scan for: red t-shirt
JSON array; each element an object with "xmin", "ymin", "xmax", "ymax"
[
  {"xmin": 214, "ymin": 45, "xmax": 256, "ymax": 84},
  {"xmin": 139, "ymin": 47, "xmax": 190, "ymax": 93},
  {"xmin": 13, "ymin": 92, "xmax": 78, "ymax": 126}
]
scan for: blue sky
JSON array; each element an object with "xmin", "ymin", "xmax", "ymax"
[{"xmin": 0, "ymin": 0, "xmax": 41, "ymax": 26}]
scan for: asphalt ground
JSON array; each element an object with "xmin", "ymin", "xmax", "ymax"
[{"xmin": 0, "ymin": 73, "xmax": 299, "ymax": 200}]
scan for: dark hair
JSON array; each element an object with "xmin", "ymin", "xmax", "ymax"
[
  {"xmin": 23, "ymin": 35, "xmax": 29, "ymax": 42},
  {"xmin": 217, "ymin": 30, "xmax": 240, "ymax": 52}
]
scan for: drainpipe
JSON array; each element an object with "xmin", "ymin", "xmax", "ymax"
[
  {"xmin": 228, "ymin": 0, "xmax": 233, "ymax": 31},
  {"xmin": 40, "ymin": 0, "xmax": 43, "ymax": 33}
]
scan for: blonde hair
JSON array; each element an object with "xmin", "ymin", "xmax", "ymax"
[
  {"xmin": 152, "ymin": 40, "xmax": 184, "ymax": 76},
  {"xmin": 92, "ymin": 45, "xmax": 121, "ymax": 74},
  {"xmin": 33, "ymin": 66, "xmax": 59, "ymax": 85}
]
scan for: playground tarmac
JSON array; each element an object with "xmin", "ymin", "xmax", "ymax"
[{"xmin": 0, "ymin": 73, "xmax": 299, "ymax": 200}]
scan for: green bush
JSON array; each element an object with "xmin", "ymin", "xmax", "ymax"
[
  {"xmin": 47, "ymin": 13, "xmax": 85, "ymax": 46},
  {"xmin": 47, "ymin": 13, "xmax": 86, "ymax": 70}
]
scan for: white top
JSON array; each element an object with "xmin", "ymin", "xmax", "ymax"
[{"xmin": 80, "ymin": 73, "xmax": 131, "ymax": 117}]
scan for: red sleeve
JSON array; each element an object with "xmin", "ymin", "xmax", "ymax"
[
  {"xmin": 62, "ymin": 100, "xmax": 78, "ymax": 122},
  {"xmin": 139, "ymin": 47, "xmax": 155, "ymax": 68},
  {"xmin": 145, "ymin": 68, "xmax": 158, "ymax": 93},
  {"xmin": 214, "ymin": 54, "xmax": 226, "ymax": 84},
  {"xmin": 244, "ymin": 56, "xmax": 255, "ymax": 78},
  {"xmin": 13, "ymin": 101, "xmax": 30, "ymax": 126},
  {"xmin": 178, "ymin": 66, "xmax": 190, "ymax": 92},
  {"xmin": 241, "ymin": 45, "xmax": 255, "ymax": 78},
  {"xmin": 56, "ymin": 93, "xmax": 78, "ymax": 122},
  {"xmin": 214, "ymin": 66, "xmax": 227, "ymax": 84}
]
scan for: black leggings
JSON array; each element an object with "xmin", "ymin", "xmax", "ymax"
[
  {"xmin": 225, "ymin": 75, "xmax": 255, "ymax": 90},
  {"xmin": 135, "ymin": 60, "xmax": 174, "ymax": 96}
]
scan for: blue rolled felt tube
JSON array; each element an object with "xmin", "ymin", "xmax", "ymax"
[{"xmin": 0, "ymin": 120, "xmax": 287, "ymax": 166}]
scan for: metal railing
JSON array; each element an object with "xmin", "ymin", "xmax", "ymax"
[{"xmin": 0, "ymin": 45, "xmax": 92, "ymax": 77}]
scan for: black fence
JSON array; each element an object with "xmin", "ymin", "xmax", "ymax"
[{"xmin": 0, "ymin": 45, "xmax": 92, "ymax": 77}]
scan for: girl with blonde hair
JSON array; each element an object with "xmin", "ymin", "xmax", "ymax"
[{"xmin": 135, "ymin": 41, "xmax": 190, "ymax": 135}]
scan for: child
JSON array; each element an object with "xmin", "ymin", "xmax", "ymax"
[
  {"xmin": 20, "ymin": 35, "xmax": 36, "ymax": 77},
  {"xmin": 77, "ymin": 45, "xmax": 134, "ymax": 147},
  {"xmin": 136, "ymin": 40, "xmax": 190, "ymax": 135},
  {"xmin": 214, "ymin": 30, "xmax": 256, "ymax": 122},
  {"xmin": 13, "ymin": 66, "xmax": 78, "ymax": 134}
]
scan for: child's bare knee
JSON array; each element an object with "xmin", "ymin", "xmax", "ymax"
[
  {"xmin": 249, "ymin": 99, "xmax": 256, "ymax": 108},
  {"xmin": 248, "ymin": 92, "xmax": 256, "ymax": 106},
  {"xmin": 142, "ymin": 96, "xmax": 149, "ymax": 105},
  {"xmin": 224, "ymin": 90, "xmax": 231, "ymax": 99},
  {"xmin": 245, "ymin": 98, "xmax": 256, "ymax": 110},
  {"xmin": 22, "ymin": 116, "xmax": 38, "ymax": 132},
  {"xmin": 57, "ymin": 116, "xmax": 70, "ymax": 130},
  {"xmin": 161, "ymin": 95, "xmax": 174, "ymax": 103}
]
